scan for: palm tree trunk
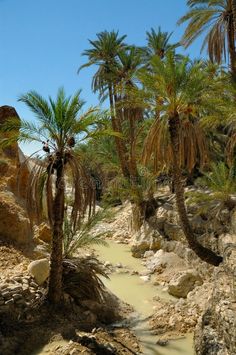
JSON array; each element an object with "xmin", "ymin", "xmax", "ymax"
[
  {"xmin": 169, "ymin": 114, "xmax": 223, "ymax": 266},
  {"xmin": 231, "ymin": 0, "xmax": 236, "ymax": 36},
  {"xmin": 48, "ymin": 159, "xmax": 65, "ymax": 304},
  {"xmin": 129, "ymin": 109, "xmax": 143, "ymax": 231},
  {"xmin": 228, "ymin": 4, "xmax": 236, "ymax": 80},
  {"xmin": 108, "ymin": 85, "xmax": 130, "ymax": 179}
]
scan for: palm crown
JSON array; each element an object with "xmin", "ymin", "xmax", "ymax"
[{"xmin": 178, "ymin": 0, "xmax": 236, "ymax": 73}]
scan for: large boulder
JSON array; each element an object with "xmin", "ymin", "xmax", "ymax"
[
  {"xmin": 168, "ymin": 270, "xmax": 202, "ymax": 298},
  {"xmin": 27, "ymin": 258, "xmax": 50, "ymax": 285},
  {"xmin": 0, "ymin": 191, "xmax": 31, "ymax": 244}
]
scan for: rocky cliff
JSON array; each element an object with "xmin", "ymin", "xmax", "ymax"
[{"xmin": 0, "ymin": 105, "xmax": 31, "ymax": 245}]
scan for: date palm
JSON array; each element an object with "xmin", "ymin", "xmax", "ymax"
[
  {"xmin": 144, "ymin": 27, "xmax": 179, "ymax": 60},
  {"xmin": 178, "ymin": 0, "xmax": 236, "ymax": 78},
  {"xmin": 139, "ymin": 52, "xmax": 224, "ymax": 265},
  {"xmin": 1, "ymin": 88, "xmax": 104, "ymax": 304},
  {"xmin": 78, "ymin": 31, "xmax": 130, "ymax": 179}
]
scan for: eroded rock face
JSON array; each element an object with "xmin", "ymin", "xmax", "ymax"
[
  {"xmin": 0, "ymin": 105, "xmax": 20, "ymax": 159},
  {"xmin": 194, "ymin": 235, "xmax": 236, "ymax": 355},
  {"xmin": 168, "ymin": 270, "xmax": 202, "ymax": 298},
  {"xmin": 37, "ymin": 223, "xmax": 52, "ymax": 244},
  {"xmin": 27, "ymin": 258, "xmax": 50, "ymax": 285},
  {"xmin": 0, "ymin": 191, "xmax": 31, "ymax": 244}
]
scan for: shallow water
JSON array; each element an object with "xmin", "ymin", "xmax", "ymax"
[
  {"xmin": 95, "ymin": 241, "xmax": 194, "ymax": 355},
  {"xmin": 37, "ymin": 241, "xmax": 194, "ymax": 355}
]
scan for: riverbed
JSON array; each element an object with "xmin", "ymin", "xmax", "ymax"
[{"xmin": 95, "ymin": 241, "xmax": 194, "ymax": 355}]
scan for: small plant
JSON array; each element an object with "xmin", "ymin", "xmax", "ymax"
[
  {"xmin": 63, "ymin": 208, "xmax": 111, "ymax": 258},
  {"xmin": 187, "ymin": 162, "xmax": 236, "ymax": 218}
]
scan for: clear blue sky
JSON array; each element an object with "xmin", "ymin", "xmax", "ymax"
[{"xmin": 0, "ymin": 0, "xmax": 204, "ymax": 154}]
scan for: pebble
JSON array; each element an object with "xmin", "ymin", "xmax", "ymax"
[
  {"xmin": 140, "ymin": 275, "xmax": 151, "ymax": 282},
  {"xmin": 115, "ymin": 263, "xmax": 123, "ymax": 268},
  {"xmin": 5, "ymin": 299, "xmax": 14, "ymax": 305},
  {"xmin": 12, "ymin": 293, "xmax": 22, "ymax": 300}
]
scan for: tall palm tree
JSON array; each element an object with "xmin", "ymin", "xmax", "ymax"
[
  {"xmin": 139, "ymin": 52, "xmax": 224, "ymax": 266},
  {"xmin": 1, "ymin": 88, "xmax": 102, "ymax": 304},
  {"xmin": 78, "ymin": 31, "xmax": 130, "ymax": 179},
  {"xmin": 178, "ymin": 0, "xmax": 236, "ymax": 78}
]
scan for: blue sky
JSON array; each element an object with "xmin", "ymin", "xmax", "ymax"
[{"xmin": 0, "ymin": 0, "xmax": 204, "ymax": 154}]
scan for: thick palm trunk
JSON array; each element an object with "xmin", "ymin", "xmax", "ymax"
[
  {"xmin": 169, "ymin": 114, "xmax": 223, "ymax": 266},
  {"xmin": 108, "ymin": 85, "xmax": 130, "ymax": 179},
  {"xmin": 48, "ymin": 160, "xmax": 65, "ymax": 304}
]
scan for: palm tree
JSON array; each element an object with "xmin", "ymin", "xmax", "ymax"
[
  {"xmin": 1, "ymin": 88, "xmax": 103, "ymax": 304},
  {"xmin": 139, "ymin": 52, "xmax": 224, "ymax": 266},
  {"xmin": 178, "ymin": 0, "xmax": 236, "ymax": 78},
  {"xmin": 78, "ymin": 31, "xmax": 130, "ymax": 179},
  {"xmin": 145, "ymin": 27, "xmax": 179, "ymax": 60}
]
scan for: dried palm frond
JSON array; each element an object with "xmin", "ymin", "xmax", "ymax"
[
  {"xmin": 142, "ymin": 116, "xmax": 209, "ymax": 173},
  {"xmin": 62, "ymin": 256, "xmax": 108, "ymax": 303}
]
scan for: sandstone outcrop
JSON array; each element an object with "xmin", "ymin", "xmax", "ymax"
[
  {"xmin": 0, "ymin": 105, "xmax": 20, "ymax": 159},
  {"xmin": 0, "ymin": 191, "xmax": 31, "ymax": 244},
  {"xmin": 36, "ymin": 223, "xmax": 52, "ymax": 243},
  {"xmin": 194, "ymin": 236, "xmax": 236, "ymax": 354},
  {"xmin": 0, "ymin": 106, "xmax": 31, "ymax": 245}
]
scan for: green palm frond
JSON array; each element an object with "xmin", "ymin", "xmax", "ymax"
[
  {"xmin": 187, "ymin": 162, "xmax": 236, "ymax": 216},
  {"xmin": 63, "ymin": 208, "xmax": 111, "ymax": 258}
]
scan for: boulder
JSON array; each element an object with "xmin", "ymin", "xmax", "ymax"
[
  {"xmin": 145, "ymin": 249, "xmax": 186, "ymax": 272},
  {"xmin": 131, "ymin": 226, "xmax": 162, "ymax": 258},
  {"xmin": 168, "ymin": 270, "xmax": 202, "ymax": 298},
  {"xmin": 27, "ymin": 258, "xmax": 50, "ymax": 285},
  {"xmin": 37, "ymin": 223, "xmax": 52, "ymax": 243},
  {"xmin": 0, "ymin": 191, "xmax": 31, "ymax": 244}
]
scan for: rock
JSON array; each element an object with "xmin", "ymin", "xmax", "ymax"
[
  {"xmin": 0, "ymin": 191, "xmax": 32, "ymax": 244},
  {"xmin": 0, "ymin": 106, "xmax": 20, "ymax": 158},
  {"xmin": 27, "ymin": 258, "xmax": 50, "ymax": 285},
  {"xmin": 156, "ymin": 339, "xmax": 169, "ymax": 346},
  {"xmin": 115, "ymin": 262, "xmax": 123, "ymax": 268},
  {"xmin": 168, "ymin": 270, "xmax": 202, "ymax": 298},
  {"xmin": 12, "ymin": 294, "xmax": 22, "ymax": 300},
  {"xmin": 145, "ymin": 249, "xmax": 186, "ymax": 272},
  {"xmin": 143, "ymin": 250, "xmax": 155, "ymax": 258},
  {"xmin": 37, "ymin": 223, "xmax": 52, "ymax": 243},
  {"xmin": 131, "ymin": 226, "xmax": 163, "ymax": 258},
  {"xmin": 140, "ymin": 275, "xmax": 151, "ymax": 282},
  {"xmin": 164, "ymin": 222, "xmax": 184, "ymax": 241},
  {"xmin": 32, "ymin": 245, "xmax": 50, "ymax": 258},
  {"xmin": 104, "ymin": 261, "xmax": 112, "ymax": 267}
]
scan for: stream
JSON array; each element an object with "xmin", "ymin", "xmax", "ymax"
[
  {"xmin": 37, "ymin": 241, "xmax": 194, "ymax": 355},
  {"xmin": 95, "ymin": 241, "xmax": 194, "ymax": 355}
]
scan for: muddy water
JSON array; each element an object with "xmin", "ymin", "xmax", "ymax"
[{"xmin": 95, "ymin": 241, "xmax": 194, "ymax": 355}]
